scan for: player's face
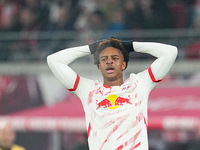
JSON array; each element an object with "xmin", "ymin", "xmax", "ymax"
[{"xmin": 98, "ymin": 47, "xmax": 126, "ymax": 83}]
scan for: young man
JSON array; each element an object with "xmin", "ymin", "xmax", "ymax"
[{"xmin": 47, "ymin": 37, "xmax": 177, "ymax": 150}]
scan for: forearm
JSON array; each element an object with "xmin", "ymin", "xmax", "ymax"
[
  {"xmin": 47, "ymin": 45, "xmax": 91, "ymax": 89},
  {"xmin": 133, "ymin": 42, "xmax": 178, "ymax": 81},
  {"xmin": 47, "ymin": 45, "xmax": 91, "ymax": 66}
]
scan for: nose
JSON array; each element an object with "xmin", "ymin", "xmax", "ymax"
[{"xmin": 106, "ymin": 57, "xmax": 113, "ymax": 64}]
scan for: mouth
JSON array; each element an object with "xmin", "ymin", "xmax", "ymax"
[{"xmin": 106, "ymin": 66, "xmax": 115, "ymax": 74}]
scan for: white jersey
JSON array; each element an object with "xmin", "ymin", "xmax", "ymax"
[{"xmin": 47, "ymin": 42, "xmax": 178, "ymax": 150}]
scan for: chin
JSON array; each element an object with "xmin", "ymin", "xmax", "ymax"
[{"xmin": 105, "ymin": 75, "xmax": 117, "ymax": 81}]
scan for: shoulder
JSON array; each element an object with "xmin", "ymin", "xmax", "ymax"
[
  {"xmin": 75, "ymin": 77, "xmax": 100, "ymax": 98},
  {"xmin": 128, "ymin": 73, "xmax": 139, "ymax": 83},
  {"xmin": 12, "ymin": 144, "xmax": 26, "ymax": 150},
  {"xmin": 128, "ymin": 72, "xmax": 153, "ymax": 90},
  {"xmin": 78, "ymin": 76, "xmax": 97, "ymax": 90},
  {"xmin": 123, "ymin": 73, "xmax": 140, "ymax": 88}
]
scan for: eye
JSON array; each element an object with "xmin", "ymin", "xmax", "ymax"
[
  {"xmin": 113, "ymin": 57, "xmax": 119, "ymax": 60},
  {"xmin": 101, "ymin": 58, "xmax": 106, "ymax": 62}
]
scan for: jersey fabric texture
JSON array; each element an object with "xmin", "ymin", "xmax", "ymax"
[
  {"xmin": 47, "ymin": 42, "xmax": 178, "ymax": 150},
  {"xmin": 76, "ymin": 73, "xmax": 149, "ymax": 150}
]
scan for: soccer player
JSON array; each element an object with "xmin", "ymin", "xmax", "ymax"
[{"xmin": 47, "ymin": 37, "xmax": 178, "ymax": 150}]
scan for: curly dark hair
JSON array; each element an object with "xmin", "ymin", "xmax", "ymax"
[{"xmin": 93, "ymin": 37, "xmax": 129, "ymax": 69}]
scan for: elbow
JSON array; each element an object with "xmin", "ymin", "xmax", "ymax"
[
  {"xmin": 46, "ymin": 54, "xmax": 52, "ymax": 61},
  {"xmin": 46, "ymin": 54, "xmax": 56, "ymax": 68},
  {"xmin": 46, "ymin": 55, "xmax": 51, "ymax": 65},
  {"xmin": 167, "ymin": 45, "xmax": 178, "ymax": 60},
  {"xmin": 171, "ymin": 46, "xmax": 178, "ymax": 59}
]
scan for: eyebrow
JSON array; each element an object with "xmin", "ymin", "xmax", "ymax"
[{"xmin": 100, "ymin": 55, "xmax": 120, "ymax": 59}]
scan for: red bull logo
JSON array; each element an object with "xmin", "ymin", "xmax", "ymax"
[{"xmin": 96, "ymin": 94, "xmax": 132, "ymax": 110}]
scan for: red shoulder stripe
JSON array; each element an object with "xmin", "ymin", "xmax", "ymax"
[
  {"xmin": 68, "ymin": 74, "xmax": 80, "ymax": 91},
  {"xmin": 148, "ymin": 66, "xmax": 162, "ymax": 83}
]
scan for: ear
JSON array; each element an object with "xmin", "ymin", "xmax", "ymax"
[
  {"xmin": 98, "ymin": 63, "xmax": 100, "ymax": 69},
  {"xmin": 122, "ymin": 61, "xmax": 126, "ymax": 70}
]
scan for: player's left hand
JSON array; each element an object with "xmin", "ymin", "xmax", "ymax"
[{"xmin": 122, "ymin": 41, "xmax": 134, "ymax": 53}]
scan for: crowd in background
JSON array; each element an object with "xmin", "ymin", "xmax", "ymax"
[
  {"xmin": 0, "ymin": 0, "xmax": 199, "ymax": 32},
  {"xmin": 1, "ymin": 1, "xmax": 200, "ymax": 150},
  {"xmin": 0, "ymin": 0, "xmax": 200, "ymax": 61}
]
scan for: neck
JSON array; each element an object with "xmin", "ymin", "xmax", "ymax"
[{"xmin": 104, "ymin": 78, "xmax": 123, "ymax": 87}]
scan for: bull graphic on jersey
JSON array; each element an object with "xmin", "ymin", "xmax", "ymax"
[{"xmin": 96, "ymin": 94, "xmax": 132, "ymax": 110}]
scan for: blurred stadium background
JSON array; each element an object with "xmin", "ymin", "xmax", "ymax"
[{"xmin": 0, "ymin": 0, "xmax": 200, "ymax": 150}]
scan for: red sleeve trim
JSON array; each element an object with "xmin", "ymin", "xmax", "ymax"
[
  {"xmin": 87, "ymin": 122, "xmax": 91, "ymax": 139},
  {"xmin": 148, "ymin": 66, "xmax": 162, "ymax": 83},
  {"xmin": 68, "ymin": 74, "xmax": 80, "ymax": 91},
  {"xmin": 144, "ymin": 117, "xmax": 148, "ymax": 130}
]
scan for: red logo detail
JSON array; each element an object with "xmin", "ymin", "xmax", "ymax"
[
  {"xmin": 115, "ymin": 96, "xmax": 132, "ymax": 106},
  {"xmin": 96, "ymin": 98, "xmax": 112, "ymax": 109},
  {"xmin": 96, "ymin": 95, "xmax": 132, "ymax": 110}
]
